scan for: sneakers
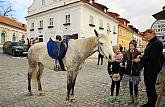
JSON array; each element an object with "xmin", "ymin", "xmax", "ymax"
[{"xmin": 108, "ymin": 96, "xmax": 120, "ymax": 102}]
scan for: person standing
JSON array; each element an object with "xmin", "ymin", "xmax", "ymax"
[
  {"xmin": 119, "ymin": 44, "xmax": 123, "ymax": 53},
  {"xmin": 97, "ymin": 52, "xmax": 104, "ymax": 65},
  {"xmin": 107, "ymin": 46, "xmax": 125, "ymax": 100},
  {"xmin": 124, "ymin": 40, "xmax": 141, "ymax": 104},
  {"xmin": 134, "ymin": 29, "xmax": 163, "ymax": 107}
]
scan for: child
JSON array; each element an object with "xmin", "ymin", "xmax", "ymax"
[{"xmin": 107, "ymin": 45, "xmax": 125, "ymax": 101}]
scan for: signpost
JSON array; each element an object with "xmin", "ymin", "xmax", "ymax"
[{"xmin": 151, "ymin": 20, "xmax": 165, "ymax": 50}]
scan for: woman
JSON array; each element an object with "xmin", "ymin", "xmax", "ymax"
[{"xmin": 125, "ymin": 40, "xmax": 141, "ymax": 104}]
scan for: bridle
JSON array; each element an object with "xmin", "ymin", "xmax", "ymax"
[{"xmin": 97, "ymin": 37, "xmax": 112, "ymax": 62}]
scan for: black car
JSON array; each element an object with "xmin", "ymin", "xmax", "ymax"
[{"xmin": 3, "ymin": 41, "xmax": 28, "ymax": 56}]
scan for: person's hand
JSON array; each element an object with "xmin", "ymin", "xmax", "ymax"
[
  {"xmin": 134, "ymin": 57, "xmax": 140, "ymax": 62},
  {"xmin": 137, "ymin": 55, "xmax": 142, "ymax": 58}
]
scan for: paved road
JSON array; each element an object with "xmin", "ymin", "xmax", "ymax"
[{"xmin": 0, "ymin": 50, "xmax": 164, "ymax": 107}]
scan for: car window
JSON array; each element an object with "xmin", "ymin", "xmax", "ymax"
[{"xmin": 13, "ymin": 42, "xmax": 23, "ymax": 46}]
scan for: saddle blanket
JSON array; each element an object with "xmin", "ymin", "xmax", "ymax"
[{"xmin": 47, "ymin": 38, "xmax": 68, "ymax": 60}]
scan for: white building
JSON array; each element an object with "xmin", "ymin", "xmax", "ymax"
[{"xmin": 26, "ymin": 0, "xmax": 118, "ymax": 46}]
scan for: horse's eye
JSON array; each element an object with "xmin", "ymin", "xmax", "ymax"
[{"xmin": 100, "ymin": 42, "xmax": 103, "ymax": 45}]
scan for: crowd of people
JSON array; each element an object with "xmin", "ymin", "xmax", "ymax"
[{"xmin": 97, "ymin": 28, "xmax": 164, "ymax": 107}]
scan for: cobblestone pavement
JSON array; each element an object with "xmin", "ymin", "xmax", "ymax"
[{"xmin": 0, "ymin": 50, "xmax": 164, "ymax": 107}]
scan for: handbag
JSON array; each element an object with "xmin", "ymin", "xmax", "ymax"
[{"xmin": 112, "ymin": 73, "xmax": 121, "ymax": 81}]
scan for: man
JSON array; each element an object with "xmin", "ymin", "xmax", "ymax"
[{"xmin": 134, "ymin": 29, "xmax": 163, "ymax": 107}]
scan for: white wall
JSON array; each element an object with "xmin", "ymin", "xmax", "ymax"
[
  {"xmin": 80, "ymin": 3, "xmax": 118, "ymax": 45},
  {"xmin": 27, "ymin": 2, "xmax": 82, "ymax": 42}
]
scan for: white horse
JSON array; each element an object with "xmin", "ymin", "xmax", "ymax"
[{"xmin": 27, "ymin": 30, "xmax": 114, "ymax": 101}]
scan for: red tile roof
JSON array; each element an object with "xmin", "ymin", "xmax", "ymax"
[{"xmin": 0, "ymin": 15, "xmax": 27, "ymax": 31}]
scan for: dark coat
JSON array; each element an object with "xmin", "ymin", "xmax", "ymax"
[
  {"xmin": 124, "ymin": 49, "xmax": 141, "ymax": 76},
  {"xmin": 107, "ymin": 61, "xmax": 125, "ymax": 78},
  {"xmin": 141, "ymin": 37, "xmax": 163, "ymax": 76}
]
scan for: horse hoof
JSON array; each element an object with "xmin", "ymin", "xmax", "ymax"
[
  {"xmin": 26, "ymin": 92, "xmax": 33, "ymax": 96},
  {"xmin": 66, "ymin": 97, "xmax": 70, "ymax": 101},
  {"xmin": 65, "ymin": 102, "xmax": 71, "ymax": 106}
]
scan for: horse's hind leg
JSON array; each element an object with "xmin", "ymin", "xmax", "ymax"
[
  {"xmin": 27, "ymin": 72, "xmax": 32, "ymax": 96},
  {"xmin": 37, "ymin": 62, "xmax": 44, "ymax": 96}
]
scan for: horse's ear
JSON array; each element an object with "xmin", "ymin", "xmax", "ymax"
[{"xmin": 94, "ymin": 29, "xmax": 99, "ymax": 37}]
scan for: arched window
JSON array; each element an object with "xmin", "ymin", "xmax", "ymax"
[
  {"xmin": 12, "ymin": 33, "xmax": 16, "ymax": 41},
  {"xmin": 1, "ymin": 32, "xmax": 6, "ymax": 44}
]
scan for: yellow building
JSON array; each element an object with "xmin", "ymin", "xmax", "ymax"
[
  {"xmin": 0, "ymin": 16, "xmax": 27, "ymax": 47},
  {"xmin": 118, "ymin": 18, "xmax": 133, "ymax": 50}
]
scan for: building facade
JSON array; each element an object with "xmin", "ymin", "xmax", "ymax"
[
  {"xmin": 0, "ymin": 16, "xmax": 27, "ymax": 47},
  {"xmin": 26, "ymin": 0, "xmax": 118, "ymax": 46}
]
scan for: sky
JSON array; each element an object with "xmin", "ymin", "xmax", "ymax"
[{"xmin": 9, "ymin": 0, "xmax": 164, "ymax": 31}]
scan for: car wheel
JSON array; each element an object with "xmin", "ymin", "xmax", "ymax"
[{"xmin": 12, "ymin": 51, "xmax": 16, "ymax": 56}]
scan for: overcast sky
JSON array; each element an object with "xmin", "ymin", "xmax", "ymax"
[{"xmin": 10, "ymin": 0, "xmax": 164, "ymax": 31}]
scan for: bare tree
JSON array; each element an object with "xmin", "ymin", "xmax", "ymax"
[{"xmin": 0, "ymin": 0, "xmax": 15, "ymax": 17}]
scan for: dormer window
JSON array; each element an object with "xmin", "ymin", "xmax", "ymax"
[
  {"xmin": 104, "ymin": 8, "xmax": 107, "ymax": 13},
  {"xmin": 89, "ymin": 0, "xmax": 93, "ymax": 4}
]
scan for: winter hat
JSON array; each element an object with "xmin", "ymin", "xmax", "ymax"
[{"xmin": 129, "ymin": 40, "xmax": 137, "ymax": 48}]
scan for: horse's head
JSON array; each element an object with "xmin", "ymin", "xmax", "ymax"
[{"xmin": 94, "ymin": 29, "xmax": 115, "ymax": 62}]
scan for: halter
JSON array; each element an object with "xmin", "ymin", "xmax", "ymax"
[{"xmin": 97, "ymin": 36, "xmax": 113, "ymax": 62}]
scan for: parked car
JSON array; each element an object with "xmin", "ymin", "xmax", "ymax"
[{"xmin": 3, "ymin": 41, "xmax": 28, "ymax": 56}]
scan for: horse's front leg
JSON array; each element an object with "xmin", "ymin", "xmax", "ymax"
[{"xmin": 70, "ymin": 71, "xmax": 79, "ymax": 101}]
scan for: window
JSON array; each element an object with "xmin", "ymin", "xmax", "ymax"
[
  {"xmin": 89, "ymin": 15, "xmax": 94, "ymax": 24},
  {"xmin": 39, "ymin": 35, "xmax": 43, "ymax": 42},
  {"xmin": 49, "ymin": 18, "xmax": 53, "ymax": 26},
  {"xmin": 12, "ymin": 33, "xmax": 16, "ymax": 41},
  {"xmin": 30, "ymin": 23, "xmax": 34, "ymax": 31},
  {"xmin": 99, "ymin": 19, "xmax": 104, "ymax": 30},
  {"xmin": 89, "ymin": 15, "xmax": 95, "ymax": 27},
  {"xmin": 40, "ymin": 20, "xmax": 43, "ymax": 28},
  {"xmin": 38, "ymin": 20, "xmax": 43, "ymax": 29},
  {"xmin": 1, "ymin": 32, "xmax": 6, "ymax": 44},
  {"xmin": 48, "ymin": 18, "xmax": 54, "ymax": 28},
  {"xmin": 113, "ymin": 25, "xmax": 116, "ymax": 34},
  {"xmin": 63, "ymin": 14, "xmax": 70, "ymax": 26},
  {"xmin": 99, "ymin": 19, "xmax": 103, "ymax": 28},
  {"xmin": 42, "ymin": 0, "xmax": 45, "ymax": 5},
  {"xmin": 107, "ymin": 23, "xmax": 111, "ymax": 32},
  {"xmin": 31, "ymin": 23, "xmax": 34, "ymax": 29},
  {"xmin": 65, "ymin": 14, "xmax": 70, "ymax": 23}
]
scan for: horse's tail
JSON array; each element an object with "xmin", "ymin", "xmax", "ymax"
[{"xmin": 28, "ymin": 47, "xmax": 38, "ymax": 89}]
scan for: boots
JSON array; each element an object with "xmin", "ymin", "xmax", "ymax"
[
  {"xmin": 134, "ymin": 96, "xmax": 138, "ymax": 104},
  {"xmin": 129, "ymin": 95, "xmax": 134, "ymax": 104}
]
